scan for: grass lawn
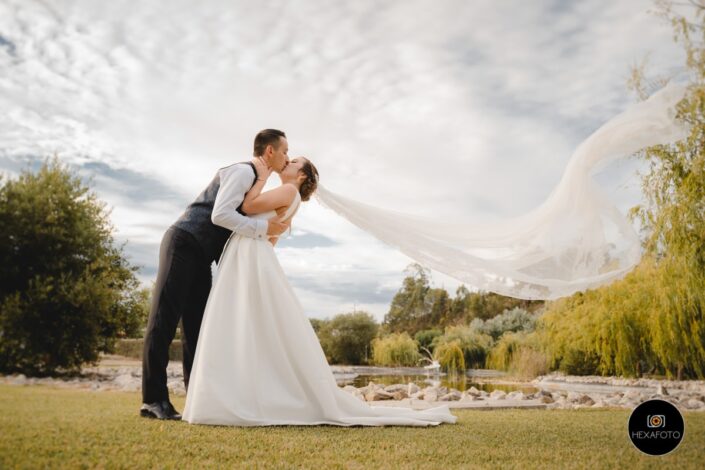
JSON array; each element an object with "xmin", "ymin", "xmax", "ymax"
[{"xmin": 0, "ymin": 384, "xmax": 703, "ymax": 469}]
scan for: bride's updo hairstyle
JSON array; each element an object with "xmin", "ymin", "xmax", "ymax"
[{"xmin": 299, "ymin": 159, "xmax": 319, "ymax": 201}]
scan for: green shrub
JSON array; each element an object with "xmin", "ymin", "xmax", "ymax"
[
  {"xmin": 316, "ymin": 312, "xmax": 378, "ymax": 365},
  {"xmin": 487, "ymin": 331, "xmax": 548, "ymax": 378},
  {"xmin": 431, "ymin": 325, "xmax": 492, "ymax": 369},
  {"xmin": 0, "ymin": 160, "xmax": 145, "ymax": 375},
  {"xmin": 470, "ymin": 307, "xmax": 539, "ymax": 340},
  {"xmin": 434, "ymin": 340, "xmax": 466, "ymax": 373},
  {"xmin": 371, "ymin": 332, "xmax": 421, "ymax": 366},
  {"xmin": 509, "ymin": 347, "xmax": 549, "ymax": 379},
  {"xmin": 559, "ymin": 348, "xmax": 601, "ymax": 376},
  {"xmin": 414, "ymin": 328, "xmax": 442, "ymax": 352}
]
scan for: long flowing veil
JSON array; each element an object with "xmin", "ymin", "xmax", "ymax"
[{"xmin": 315, "ymin": 83, "xmax": 688, "ymax": 300}]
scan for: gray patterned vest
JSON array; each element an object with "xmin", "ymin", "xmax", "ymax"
[{"xmin": 172, "ymin": 162, "xmax": 256, "ymax": 263}]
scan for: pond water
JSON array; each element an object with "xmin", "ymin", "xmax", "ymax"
[{"xmin": 335, "ymin": 373, "xmax": 539, "ymax": 394}]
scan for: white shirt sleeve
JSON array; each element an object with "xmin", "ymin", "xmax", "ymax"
[{"xmin": 211, "ymin": 164, "xmax": 268, "ymax": 240}]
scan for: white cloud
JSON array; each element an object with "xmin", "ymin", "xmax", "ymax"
[{"xmin": 0, "ymin": 0, "xmax": 689, "ymax": 320}]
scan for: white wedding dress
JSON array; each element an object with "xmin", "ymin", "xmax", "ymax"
[{"xmin": 182, "ymin": 191, "xmax": 457, "ymax": 427}]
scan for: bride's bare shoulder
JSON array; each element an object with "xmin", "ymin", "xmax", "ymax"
[{"xmin": 281, "ymin": 183, "xmax": 299, "ymax": 200}]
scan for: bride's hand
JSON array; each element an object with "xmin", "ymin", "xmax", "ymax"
[
  {"xmin": 253, "ymin": 157, "xmax": 272, "ymax": 182},
  {"xmin": 267, "ymin": 218, "xmax": 288, "ymax": 237}
]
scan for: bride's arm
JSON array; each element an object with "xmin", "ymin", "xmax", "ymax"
[
  {"xmin": 268, "ymin": 207, "xmax": 298, "ymax": 246},
  {"xmin": 242, "ymin": 182, "xmax": 298, "ymax": 215}
]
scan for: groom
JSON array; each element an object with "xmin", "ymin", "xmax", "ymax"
[{"xmin": 140, "ymin": 129, "xmax": 291, "ymax": 420}]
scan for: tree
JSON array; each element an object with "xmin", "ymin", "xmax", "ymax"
[
  {"xmin": 627, "ymin": 0, "xmax": 705, "ymax": 378},
  {"xmin": 309, "ymin": 318, "xmax": 328, "ymax": 335},
  {"xmin": 469, "ymin": 307, "xmax": 539, "ymax": 341},
  {"xmin": 381, "ymin": 263, "xmax": 431, "ymax": 335},
  {"xmin": 431, "ymin": 325, "xmax": 493, "ymax": 370},
  {"xmin": 414, "ymin": 328, "xmax": 443, "ymax": 352},
  {"xmin": 446, "ymin": 285, "xmax": 471, "ymax": 326},
  {"xmin": 0, "ymin": 159, "xmax": 145, "ymax": 375},
  {"xmin": 425, "ymin": 288, "xmax": 450, "ymax": 328},
  {"xmin": 129, "ymin": 287, "xmax": 152, "ymax": 339},
  {"xmin": 371, "ymin": 332, "xmax": 421, "ymax": 367},
  {"xmin": 316, "ymin": 311, "xmax": 378, "ymax": 365},
  {"xmin": 434, "ymin": 340, "xmax": 466, "ymax": 373},
  {"xmin": 466, "ymin": 291, "xmax": 542, "ymax": 322}
]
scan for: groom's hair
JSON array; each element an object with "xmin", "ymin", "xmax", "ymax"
[{"xmin": 253, "ymin": 129, "xmax": 286, "ymax": 157}]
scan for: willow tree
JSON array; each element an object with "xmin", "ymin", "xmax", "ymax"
[{"xmin": 628, "ymin": 0, "xmax": 705, "ymax": 379}]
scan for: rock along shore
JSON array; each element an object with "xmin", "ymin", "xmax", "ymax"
[{"xmin": 1, "ymin": 360, "xmax": 703, "ymax": 412}]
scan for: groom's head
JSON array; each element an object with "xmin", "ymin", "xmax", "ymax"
[{"xmin": 254, "ymin": 129, "xmax": 289, "ymax": 173}]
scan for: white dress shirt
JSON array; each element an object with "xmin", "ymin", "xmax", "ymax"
[{"xmin": 211, "ymin": 163, "xmax": 268, "ymax": 240}]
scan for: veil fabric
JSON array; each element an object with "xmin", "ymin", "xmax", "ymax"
[{"xmin": 315, "ymin": 83, "xmax": 689, "ymax": 300}]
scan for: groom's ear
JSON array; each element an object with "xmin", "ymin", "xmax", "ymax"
[{"xmin": 264, "ymin": 144, "xmax": 275, "ymax": 156}]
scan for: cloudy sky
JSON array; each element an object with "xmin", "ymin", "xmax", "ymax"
[{"xmin": 0, "ymin": 0, "xmax": 688, "ymax": 321}]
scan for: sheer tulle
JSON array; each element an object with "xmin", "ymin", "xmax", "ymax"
[{"xmin": 315, "ymin": 83, "xmax": 688, "ymax": 300}]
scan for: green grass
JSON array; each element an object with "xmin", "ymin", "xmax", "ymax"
[{"xmin": 0, "ymin": 384, "xmax": 703, "ymax": 469}]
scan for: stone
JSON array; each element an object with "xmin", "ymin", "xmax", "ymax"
[
  {"xmin": 506, "ymin": 391, "xmax": 524, "ymax": 400},
  {"xmin": 367, "ymin": 381, "xmax": 384, "ymax": 391},
  {"xmin": 384, "ymin": 384, "xmax": 407, "ymax": 393},
  {"xmin": 407, "ymin": 382, "xmax": 420, "ymax": 395},
  {"xmin": 656, "ymin": 384, "xmax": 669, "ymax": 396},
  {"xmin": 467, "ymin": 386, "xmax": 481, "ymax": 396},
  {"xmin": 683, "ymin": 398, "xmax": 705, "ymax": 410},
  {"xmin": 10, "ymin": 374, "xmax": 27, "ymax": 385},
  {"xmin": 342, "ymin": 385, "xmax": 357, "ymax": 393},
  {"xmin": 392, "ymin": 390, "xmax": 408, "ymax": 400},
  {"xmin": 365, "ymin": 389, "xmax": 394, "ymax": 401},
  {"xmin": 622, "ymin": 390, "xmax": 642, "ymax": 401},
  {"xmin": 424, "ymin": 390, "xmax": 438, "ymax": 402},
  {"xmin": 577, "ymin": 395, "xmax": 595, "ymax": 406},
  {"xmin": 114, "ymin": 373, "xmax": 134, "ymax": 389},
  {"xmin": 489, "ymin": 390, "xmax": 507, "ymax": 400},
  {"xmin": 439, "ymin": 391, "xmax": 462, "ymax": 401},
  {"xmin": 605, "ymin": 397, "xmax": 622, "ymax": 407},
  {"xmin": 539, "ymin": 395, "xmax": 554, "ymax": 404}
]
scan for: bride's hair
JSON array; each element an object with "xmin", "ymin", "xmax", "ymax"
[{"xmin": 299, "ymin": 159, "xmax": 319, "ymax": 202}]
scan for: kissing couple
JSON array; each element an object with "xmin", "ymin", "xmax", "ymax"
[{"xmin": 140, "ymin": 129, "xmax": 457, "ymax": 427}]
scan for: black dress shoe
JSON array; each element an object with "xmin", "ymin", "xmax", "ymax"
[{"xmin": 140, "ymin": 401, "xmax": 182, "ymax": 420}]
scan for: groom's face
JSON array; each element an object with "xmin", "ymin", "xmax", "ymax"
[{"xmin": 267, "ymin": 137, "xmax": 289, "ymax": 174}]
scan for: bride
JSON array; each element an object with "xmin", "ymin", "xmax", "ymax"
[{"xmin": 182, "ymin": 156, "xmax": 457, "ymax": 427}]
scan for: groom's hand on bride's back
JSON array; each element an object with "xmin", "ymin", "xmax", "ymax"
[{"xmin": 267, "ymin": 217, "xmax": 289, "ymax": 237}]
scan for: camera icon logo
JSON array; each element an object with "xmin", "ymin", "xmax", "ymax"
[{"xmin": 647, "ymin": 415, "xmax": 665, "ymax": 428}]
